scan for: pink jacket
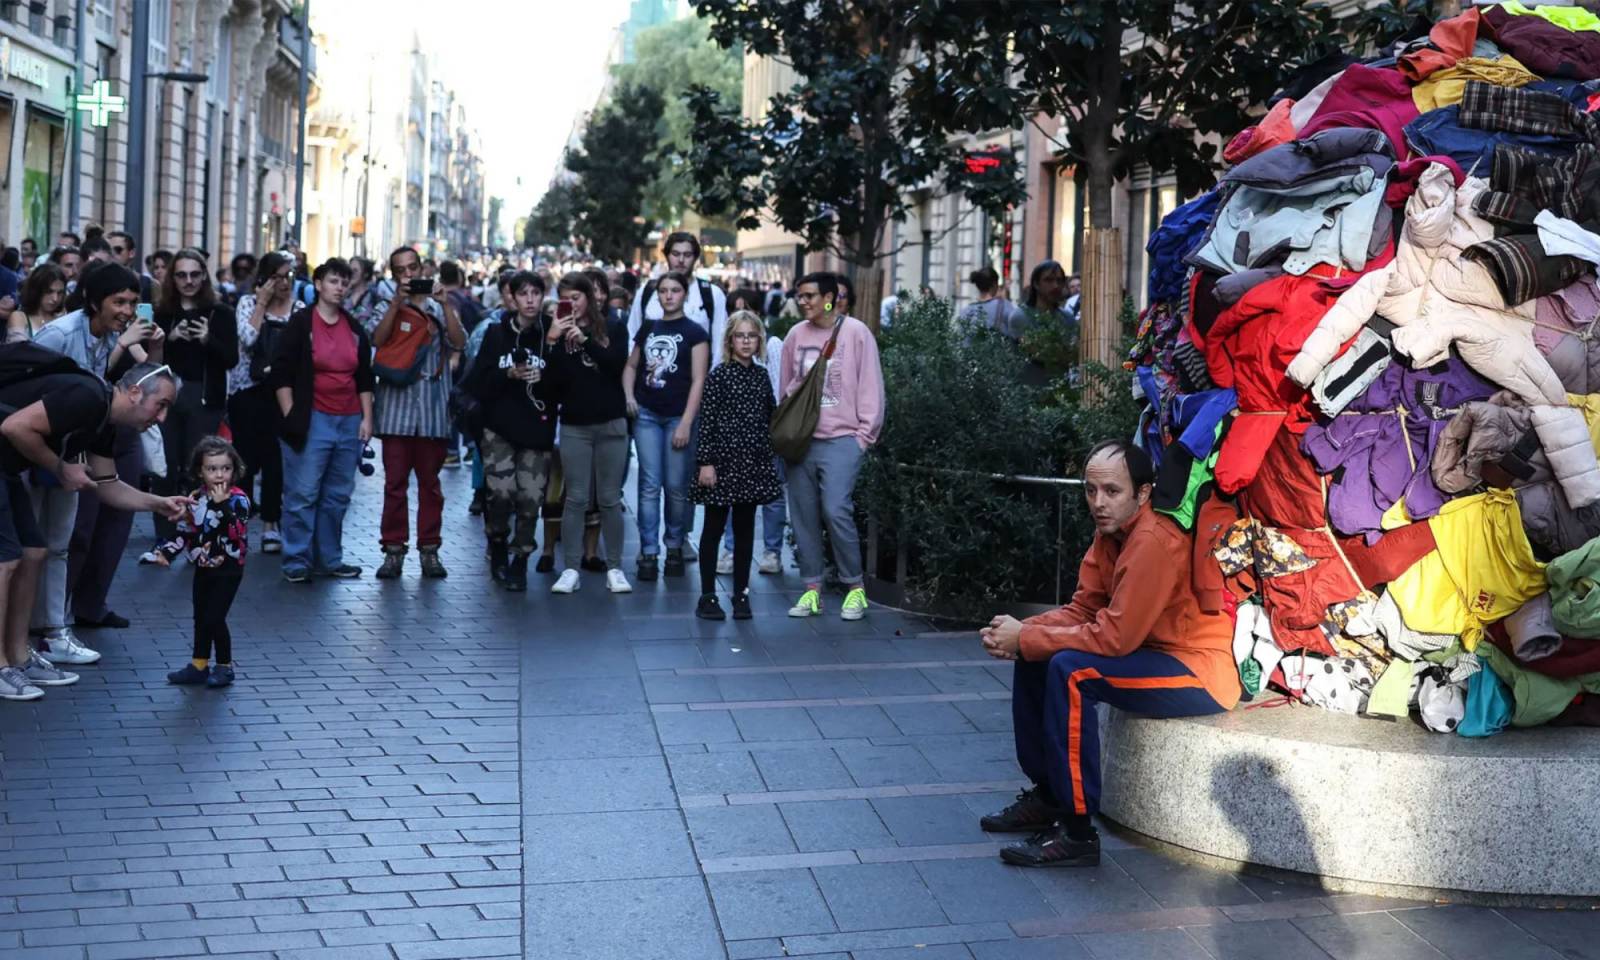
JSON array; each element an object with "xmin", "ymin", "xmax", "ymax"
[{"xmin": 779, "ymin": 315, "xmax": 885, "ymax": 448}]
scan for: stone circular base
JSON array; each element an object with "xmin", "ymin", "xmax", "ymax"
[{"xmin": 1098, "ymin": 705, "xmax": 1600, "ymax": 904}]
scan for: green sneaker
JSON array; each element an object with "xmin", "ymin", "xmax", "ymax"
[
  {"xmin": 788, "ymin": 589, "xmax": 822, "ymax": 618},
  {"xmin": 841, "ymin": 588, "xmax": 869, "ymax": 621}
]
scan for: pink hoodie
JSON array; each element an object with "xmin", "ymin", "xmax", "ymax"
[{"xmin": 779, "ymin": 315, "xmax": 885, "ymax": 448}]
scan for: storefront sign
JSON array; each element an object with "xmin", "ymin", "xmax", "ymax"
[
  {"xmin": 0, "ymin": 36, "xmax": 52, "ymax": 89},
  {"xmin": 74, "ymin": 79, "xmax": 124, "ymax": 127}
]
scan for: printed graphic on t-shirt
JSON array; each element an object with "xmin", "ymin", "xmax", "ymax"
[
  {"xmin": 644, "ymin": 331, "xmax": 683, "ymax": 390},
  {"xmin": 798, "ymin": 344, "xmax": 844, "ymax": 408}
]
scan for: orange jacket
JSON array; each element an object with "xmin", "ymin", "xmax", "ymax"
[{"xmin": 1018, "ymin": 503, "xmax": 1241, "ymax": 710}]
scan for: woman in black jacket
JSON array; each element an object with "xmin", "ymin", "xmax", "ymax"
[
  {"xmin": 267, "ymin": 257, "xmax": 374, "ymax": 582},
  {"xmin": 147, "ymin": 248, "xmax": 239, "ymax": 550},
  {"xmin": 462, "ymin": 270, "xmax": 558, "ymax": 591},
  {"xmin": 546, "ymin": 271, "xmax": 631, "ymax": 595}
]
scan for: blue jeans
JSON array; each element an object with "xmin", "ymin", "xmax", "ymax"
[
  {"xmin": 279, "ymin": 410, "xmax": 363, "ymax": 574},
  {"xmin": 725, "ymin": 456, "xmax": 787, "ymax": 554},
  {"xmin": 634, "ymin": 408, "xmax": 695, "ymax": 556}
]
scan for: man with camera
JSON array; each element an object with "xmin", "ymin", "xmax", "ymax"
[{"xmin": 370, "ymin": 246, "xmax": 466, "ymax": 580}]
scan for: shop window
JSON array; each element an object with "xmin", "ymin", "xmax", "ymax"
[{"xmin": 22, "ymin": 107, "xmax": 65, "ymax": 245}]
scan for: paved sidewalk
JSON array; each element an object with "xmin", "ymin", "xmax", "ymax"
[{"xmin": 1, "ymin": 463, "xmax": 1597, "ymax": 959}]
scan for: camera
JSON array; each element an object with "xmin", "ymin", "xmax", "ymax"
[
  {"xmin": 407, "ymin": 278, "xmax": 434, "ymax": 296},
  {"xmin": 358, "ymin": 443, "xmax": 377, "ymax": 477}
]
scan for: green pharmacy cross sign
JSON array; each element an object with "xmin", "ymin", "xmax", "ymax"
[{"xmin": 75, "ymin": 80, "xmax": 125, "ymax": 128}]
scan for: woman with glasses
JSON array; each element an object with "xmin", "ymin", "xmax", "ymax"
[
  {"xmin": 225, "ymin": 252, "xmax": 301, "ymax": 555},
  {"xmin": 268, "ymin": 258, "xmax": 375, "ymax": 582},
  {"xmin": 143, "ymin": 248, "xmax": 239, "ymax": 561}
]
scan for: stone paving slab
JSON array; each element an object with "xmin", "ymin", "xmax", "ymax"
[{"xmin": 2, "ymin": 463, "xmax": 1598, "ymax": 958}]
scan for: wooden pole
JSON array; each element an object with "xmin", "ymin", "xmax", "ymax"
[{"xmin": 1079, "ymin": 225, "xmax": 1123, "ymax": 371}]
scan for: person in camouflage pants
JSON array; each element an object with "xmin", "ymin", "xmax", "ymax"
[{"xmin": 481, "ymin": 430, "xmax": 551, "ymax": 586}]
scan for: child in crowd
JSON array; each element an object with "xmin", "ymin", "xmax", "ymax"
[
  {"xmin": 693, "ymin": 311, "xmax": 784, "ymax": 620},
  {"xmin": 162, "ymin": 436, "xmax": 253, "ymax": 688}
]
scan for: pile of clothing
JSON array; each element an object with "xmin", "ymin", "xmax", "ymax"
[{"xmin": 1125, "ymin": 2, "xmax": 1600, "ymax": 737}]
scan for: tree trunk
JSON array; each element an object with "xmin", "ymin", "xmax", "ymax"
[{"xmin": 1079, "ymin": 227, "xmax": 1123, "ymax": 372}]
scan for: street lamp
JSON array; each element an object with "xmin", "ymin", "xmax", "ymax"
[{"xmin": 125, "ymin": 0, "xmax": 209, "ymax": 256}]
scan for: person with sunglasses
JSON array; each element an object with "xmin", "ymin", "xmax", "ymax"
[
  {"xmin": 142, "ymin": 249, "xmax": 238, "ymax": 564},
  {"xmin": 0, "ymin": 361, "xmax": 190, "ymax": 701}
]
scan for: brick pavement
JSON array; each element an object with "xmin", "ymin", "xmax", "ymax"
[{"xmin": 2, "ymin": 460, "xmax": 1598, "ymax": 959}]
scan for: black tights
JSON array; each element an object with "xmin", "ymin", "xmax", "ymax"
[
  {"xmin": 700, "ymin": 503, "xmax": 756, "ymax": 596},
  {"xmin": 193, "ymin": 569, "xmax": 242, "ymax": 664}
]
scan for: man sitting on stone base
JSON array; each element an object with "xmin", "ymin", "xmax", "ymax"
[{"xmin": 978, "ymin": 439, "xmax": 1241, "ymax": 867}]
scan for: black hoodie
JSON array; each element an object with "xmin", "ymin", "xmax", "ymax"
[{"xmin": 463, "ymin": 312, "xmax": 559, "ymax": 450}]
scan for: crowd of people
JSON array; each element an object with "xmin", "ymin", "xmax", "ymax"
[{"xmin": 0, "ymin": 225, "xmax": 892, "ymax": 703}]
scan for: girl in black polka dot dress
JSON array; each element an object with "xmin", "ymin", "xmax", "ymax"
[{"xmin": 692, "ymin": 311, "xmax": 784, "ymax": 620}]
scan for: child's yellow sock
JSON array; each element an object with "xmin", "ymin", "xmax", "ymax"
[{"xmin": 192, "ymin": 658, "xmax": 208, "ymax": 671}]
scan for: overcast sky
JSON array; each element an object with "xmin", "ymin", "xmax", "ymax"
[{"xmin": 313, "ymin": 0, "xmax": 634, "ymax": 225}]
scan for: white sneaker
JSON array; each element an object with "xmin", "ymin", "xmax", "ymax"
[
  {"xmin": 0, "ymin": 665, "xmax": 44, "ymax": 701},
  {"xmin": 23, "ymin": 652, "xmax": 77, "ymax": 687},
  {"xmin": 551, "ymin": 569, "xmax": 581, "ymax": 594},
  {"xmin": 40, "ymin": 629, "xmax": 99, "ymax": 665},
  {"xmin": 716, "ymin": 551, "xmax": 735, "ymax": 575},
  {"xmin": 758, "ymin": 550, "xmax": 782, "ymax": 575},
  {"xmin": 606, "ymin": 569, "xmax": 633, "ymax": 593}
]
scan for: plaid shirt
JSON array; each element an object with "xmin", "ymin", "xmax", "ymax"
[
  {"xmin": 1459, "ymin": 82, "xmax": 1600, "ymax": 304},
  {"xmin": 373, "ymin": 297, "xmax": 456, "ymax": 439}
]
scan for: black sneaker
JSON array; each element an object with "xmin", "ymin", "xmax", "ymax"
[
  {"xmin": 167, "ymin": 663, "xmax": 208, "ymax": 685},
  {"xmin": 999, "ymin": 823, "xmax": 1100, "ymax": 868},
  {"xmin": 468, "ymin": 489, "xmax": 486, "ymax": 516},
  {"xmin": 504, "ymin": 554, "xmax": 529, "ymax": 593},
  {"xmin": 664, "ymin": 548, "xmax": 685, "ymax": 577},
  {"xmin": 581, "ymin": 555, "xmax": 608, "ymax": 573},
  {"xmin": 696, "ymin": 594, "xmax": 726, "ymax": 621},
  {"xmin": 731, "ymin": 590, "xmax": 753, "ymax": 620},
  {"xmin": 376, "ymin": 551, "xmax": 405, "ymax": 580},
  {"xmin": 980, "ymin": 787, "xmax": 1063, "ymax": 833},
  {"xmin": 638, "ymin": 555, "xmax": 659, "ymax": 582},
  {"xmin": 282, "ymin": 567, "xmax": 311, "ymax": 583},
  {"xmin": 536, "ymin": 554, "xmax": 556, "ymax": 574},
  {"xmin": 206, "ymin": 664, "xmax": 235, "ymax": 688},
  {"xmin": 489, "ymin": 542, "xmax": 510, "ymax": 583},
  {"xmin": 322, "ymin": 564, "xmax": 362, "ymax": 579}
]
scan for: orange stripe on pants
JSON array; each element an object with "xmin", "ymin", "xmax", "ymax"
[{"xmin": 1064, "ymin": 668, "xmax": 1206, "ymax": 815}]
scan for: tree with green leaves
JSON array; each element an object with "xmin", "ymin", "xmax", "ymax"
[
  {"xmin": 686, "ymin": 0, "xmax": 1404, "ymax": 357},
  {"xmin": 524, "ymin": 180, "xmax": 579, "ymax": 251},
  {"xmin": 564, "ymin": 82, "xmax": 667, "ymax": 263},
  {"xmin": 684, "ymin": 0, "xmax": 1028, "ymax": 325},
  {"xmin": 612, "ymin": 16, "xmax": 742, "ymax": 228}
]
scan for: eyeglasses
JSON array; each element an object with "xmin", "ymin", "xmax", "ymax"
[
  {"xmin": 134, "ymin": 364, "xmax": 172, "ymax": 388},
  {"xmin": 174, "ymin": 271, "xmax": 206, "ymax": 281}
]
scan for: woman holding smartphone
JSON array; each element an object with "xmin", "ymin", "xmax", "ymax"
[
  {"xmin": 226, "ymin": 252, "xmax": 301, "ymax": 554},
  {"xmin": 546, "ymin": 272, "xmax": 631, "ymax": 595},
  {"xmin": 146, "ymin": 248, "xmax": 239, "ymax": 554},
  {"xmin": 623, "ymin": 272, "xmax": 709, "ymax": 581}
]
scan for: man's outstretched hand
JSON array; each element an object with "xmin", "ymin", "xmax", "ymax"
[{"xmin": 981, "ymin": 615, "xmax": 1023, "ymax": 660}]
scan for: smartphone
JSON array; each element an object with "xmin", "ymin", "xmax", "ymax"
[
  {"xmin": 555, "ymin": 300, "xmax": 575, "ymax": 322},
  {"xmin": 407, "ymin": 278, "xmax": 433, "ymax": 295},
  {"xmin": 135, "ymin": 303, "xmax": 155, "ymax": 327}
]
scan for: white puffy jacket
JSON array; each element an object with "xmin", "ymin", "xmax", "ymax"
[{"xmin": 1288, "ymin": 162, "xmax": 1600, "ymax": 507}]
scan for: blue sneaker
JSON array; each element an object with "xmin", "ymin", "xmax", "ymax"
[
  {"xmin": 167, "ymin": 663, "xmax": 208, "ymax": 685},
  {"xmin": 206, "ymin": 664, "xmax": 234, "ymax": 688},
  {"xmin": 282, "ymin": 567, "xmax": 311, "ymax": 583}
]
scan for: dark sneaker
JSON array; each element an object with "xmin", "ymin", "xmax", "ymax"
[
  {"xmin": 489, "ymin": 542, "xmax": 510, "ymax": 583},
  {"xmin": 167, "ymin": 663, "xmax": 208, "ymax": 685},
  {"xmin": 504, "ymin": 554, "xmax": 529, "ymax": 592},
  {"xmin": 376, "ymin": 551, "xmax": 405, "ymax": 580},
  {"xmin": 581, "ymin": 555, "xmax": 608, "ymax": 573},
  {"xmin": 664, "ymin": 548, "xmax": 685, "ymax": 577},
  {"xmin": 637, "ymin": 555, "xmax": 659, "ymax": 582},
  {"xmin": 206, "ymin": 664, "xmax": 235, "ymax": 688},
  {"xmin": 322, "ymin": 564, "xmax": 362, "ymax": 579},
  {"xmin": 999, "ymin": 823, "xmax": 1100, "ymax": 868},
  {"xmin": 980, "ymin": 787, "xmax": 1063, "ymax": 833},
  {"xmin": 76, "ymin": 610, "xmax": 130, "ymax": 629},
  {"xmin": 696, "ymin": 594, "xmax": 726, "ymax": 621},
  {"xmin": 282, "ymin": 567, "xmax": 311, "ymax": 583},
  {"xmin": 419, "ymin": 549, "xmax": 448, "ymax": 579},
  {"xmin": 536, "ymin": 554, "xmax": 556, "ymax": 574},
  {"xmin": 731, "ymin": 590, "xmax": 753, "ymax": 620},
  {"xmin": 468, "ymin": 489, "xmax": 486, "ymax": 516}
]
